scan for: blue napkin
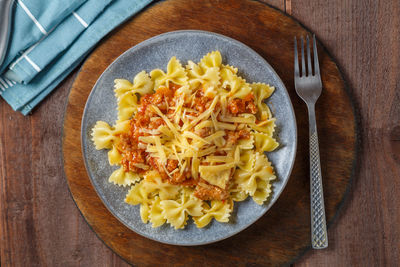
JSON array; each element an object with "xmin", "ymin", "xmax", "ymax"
[
  {"xmin": 0, "ymin": 0, "xmax": 152, "ymax": 115},
  {"xmin": 0, "ymin": 0, "xmax": 86, "ymax": 75}
]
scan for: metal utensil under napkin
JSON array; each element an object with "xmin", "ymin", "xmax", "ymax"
[{"xmin": 0, "ymin": 0, "xmax": 15, "ymax": 68}]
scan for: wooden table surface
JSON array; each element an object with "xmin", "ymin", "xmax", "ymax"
[{"xmin": 0, "ymin": 0, "xmax": 399, "ymax": 266}]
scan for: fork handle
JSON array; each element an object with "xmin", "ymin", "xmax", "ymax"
[
  {"xmin": 307, "ymin": 103, "xmax": 328, "ymax": 249},
  {"xmin": 0, "ymin": 0, "xmax": 14, "ymax": 67}
]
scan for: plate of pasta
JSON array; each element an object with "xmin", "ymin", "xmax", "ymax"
[{"xmin": 81, "ymin": 30, "xmax": 297, "ymax": 245}]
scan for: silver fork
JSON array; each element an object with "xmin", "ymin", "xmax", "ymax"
[{"xmin": 294, "ymin": 35, "xmax": 328, "ymax": 249}]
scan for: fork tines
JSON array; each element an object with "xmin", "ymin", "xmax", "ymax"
[{"xmin": 294, "ymin": 35, "xmax": 319, "ymax": 78}]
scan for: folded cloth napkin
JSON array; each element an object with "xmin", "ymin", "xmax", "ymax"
[{"xmin": 0, "ymin": 0, "xmax": 152, "ymax": 115}]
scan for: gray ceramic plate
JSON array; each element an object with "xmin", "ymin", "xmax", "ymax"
[{"xmin": 81, "ymin": 30, "xmax": 297, "ymax": 246}]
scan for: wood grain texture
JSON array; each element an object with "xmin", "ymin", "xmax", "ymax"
[
  {"xmin": 0, "ymin": 73, "xmax": 129, "ymax": 267},
  {"xmin": 1, "ymin": 0, "xmax": 398, "ymax": 266},
  {"xmin": 259, "ymin": 0, "xmax": 285, "ymax": 10},
  {"xmin": 62, "ymin": 0, "xmax": 356, "ymax": 266},
  {"xmin": 292, "ymin": 0, "xmax": 400, "ymax": 266}
]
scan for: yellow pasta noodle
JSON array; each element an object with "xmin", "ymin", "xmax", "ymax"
[
  {"xmin": 193, "ymin": 200, "xmax": 233, "ymax": 228},
  {"xmin": 149, "ymin": 196, "xmax": 166, "ymax": 228},
  {"xmin": 116, "ymin": 92, "xmax": 138, "ymax": 122},
  {"xmin": 150, "ymin": 57, "xmax": 188, "ymax": 88},
  {"xmin": 160, "ymin": 189, "xmax": 203, "ymax": 229},
  {"xmin": 109, "ymin": 166, "xmax": 141, "ymax": 187}
]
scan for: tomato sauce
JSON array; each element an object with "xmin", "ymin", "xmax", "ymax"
[
  {"xmin": 194, "ymin": 179, "xmax": 230, "ymax": 200},
  {"xmin": 227, "ymin": 93, "xmax": 257, "ymax": 114},
  {"xmin": 224, "ymin": 129, "xmax": 251, "ymax": 144},
  {"xmin": 193, "ymin": 89, "xmax": 213, "ymax": 113}
]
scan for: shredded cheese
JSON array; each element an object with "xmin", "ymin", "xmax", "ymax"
[
  {"xmin": 151, "ymin": 105, "xmax": 180, "ymax": 135},
  {"xmin": 204, "ymin": 155, "xmax": 231, "ymax": 163},
  {"xmin": 181, "ymin": 96, "xmax": 219, "ymax": 131},
  {"xmin": 157, "ymin": 125, "xmax": 174, "ymax": 138},
  {"xmin": 216, "ymin": 122, "xmax": 237, "ymax": 130},
  {"xmin": 194, "ymin": 120, "xmax": 213, "ymax": 131},
  {"xmin": 220, "ymin": 114, "xmax": 256, "ymax": 124},
  {"xmin": 211, "ymin": 111, "xmax": 220, "ymax": 131},
  {"xmin": 132, "ymin": 163, "xmax": 150, "ymax": 170},
  {"xmin": 182, "ymin": 131, "xmax": 211, "ymax": 144},
  {"xmin": 139, "ymin": 136, "xmax": 157, "ymax": 144},
  {"xmin": 171, "ymin": 144, "xmax": 182, "ymax": 166},
  {"xmin": 234, "ymin": 145, "xmax": 240, "ymax": 164},
  {"xmin": 204, "ymin": 131, "xmax": 226, "ymax": 143},
  {"xmin": 180, "ymin": 160, "xmax": 187, "ymax": 175},
  {"xmin": 169, "ymin": 168, "xmax": 179, "ymax": 175},
  {"xmin": 197, "ymin": 146, "xmax": 217, "ymax": 157},
  {"xmin": 191, "ymin": 154, "xmax": 199, "ymax": 179},
  {"xmin": 162, "ymin": 164, "xmax": 173, "ymax": 179},
  {"xmin": 199, "ymin": 162, "xmax": 235, "ymax": 172},
  {"xmin": 154, "ymin": 136, "xmax": 167, "ymax": 165}
]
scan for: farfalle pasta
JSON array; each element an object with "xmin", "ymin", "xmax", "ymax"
[{"xmin": 91, "ymin": 51, "xmax": 279, "ymax": 229}]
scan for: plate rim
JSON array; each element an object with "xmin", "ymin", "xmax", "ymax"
[{"xmin": 81, "ymin": 29, "xmax": 297, "ymax": 246}]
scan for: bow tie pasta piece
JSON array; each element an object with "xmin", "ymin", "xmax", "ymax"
[
  {"xmin": 108, "ymin": 145, "xmax": 122, "ymax": 165},
  {"xmin": 116, "ymin": 92, "xmax": 138, "ymax": 122},
  {"xmin": 199, "ymin": 51, "xmax": 222, "ymax": 71},
  {"xmin": 114, "ymin": 71, "xmax": 154, "ymax": 98},
  {"xmin": 151, "ymin": 57, "xmax": 188, "ymax": 88},
  {"xmin": 149, "ymin": 196, "xmax": 167, "ymax": 228},
  {"xmin": 251, "ymin": 82, "xmax": 275, "ymax": 102},
  {"xmin": 113, "ymin": 120, "xmax": 130, "ymax": 133},
  {"xmin": 257, "ymin": 103, "xmax": 273, "ymax": 122},
  {"xmin": 220, "ymin": 67, "xmax": 239, "ymax": 90},
  {"xmin": 252, "ymin": 175, "xmax": 274, "ymax": 205},
  {"xmin": 91, "ymin": 120, "xmax": 129, "ymax": 150},
  {"xmin": 131, "ymin": 71, "xmax": 154, "ymax": 95},
  {"xmin": 230, "ymin": 82, "xmax": 252, "ymax": 99},
  {"xmin": 250, "ymin": 118, "xmax": 276, "ymax": 135},
  {"xmin": 221, "ymin": 64, "xmax": 238, "ymax": 74},
  {"xmin": 253, "ymin": 131, "xmax": 279, "ymax": 152},
  {"xmin": 199, "ymin": 164, "xmax": 233, "ymax": 189},
  {"xmin": 125, "ymin": 181, "xmax": 150, "ymax": 205},
  {"xmin": 186, "ymin": 61, "xmax": 221, "ymax": 93},
  {"xmin": 160, "ymin": 190, "xmax": 204, "ymax": 229},
  {"xmin": 142, "ymin": 171, "xmax": 180, "ymax": 200},
  {"xmin": 229, "ymin": 183, "xmax": 249, "ymax": 202},
  {"xmin": 125, "ymin": 181, "xmax": 154, "ymax": 223},
  {"xmin": 220, "ymin": 67, "xmax": 251, "ymax": 99},
  {"xmin": 109, "ymin": 166, "xmax": 141, "ymax": 187},
  {"xmin": 233, "ymin": 153, "xmax": 276, "ymax": 204},
  {"xmin": 161, "ymin": 202, "xmax": 188, "ymax": 230},
  {"xmin": 251, "ymin": 83, "xmax": 275, "ymax": 120},
  {"xmin": 193, "ymin": 199, "xmax": 233, "ymax": 228},
  {"xmin": 238, "ymin": 150, "xmax": 256, "ymax": 171},
  {"xmin": 237, "ymin": 133, "xmax": 255, "ymax": 150},
  {"xmin": 113, "ymin": 79, "xmax": 133, "ymax": 98},
  {"xmin": 91, "ymin": 121, "xmax": 115, "ymax": 149}
]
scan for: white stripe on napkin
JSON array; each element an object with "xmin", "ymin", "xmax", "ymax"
[
  {"xmin": 4, "ymin": 78, "xmax": 14, "ymax": 87},
  {"xmin": 0, "ymin": 78, "xmax": 9, "ymax": 88},
  {"xmin": 73, "ymin": 12, "xmax": 88, "ymax": 28},
  {"xmin": 18, "ymin": 0, "xmax": 48, "ymax": 35},
  {"xmin": 9, "ymin": 42, "xmax": 39, "ymax": 70},
  {"xmin": 24, "ymin": 55, "xmax": 41, "ymax": 72}
]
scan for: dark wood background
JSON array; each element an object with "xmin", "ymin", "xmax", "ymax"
[{"xmin": 0, "ymin": 0, "xmax": 399, "ymax": 266}]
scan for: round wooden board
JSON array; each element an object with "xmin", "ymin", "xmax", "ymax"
[{"xmin": 62, "ymin": 0, "xmax": 357, "ymax": 266}]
